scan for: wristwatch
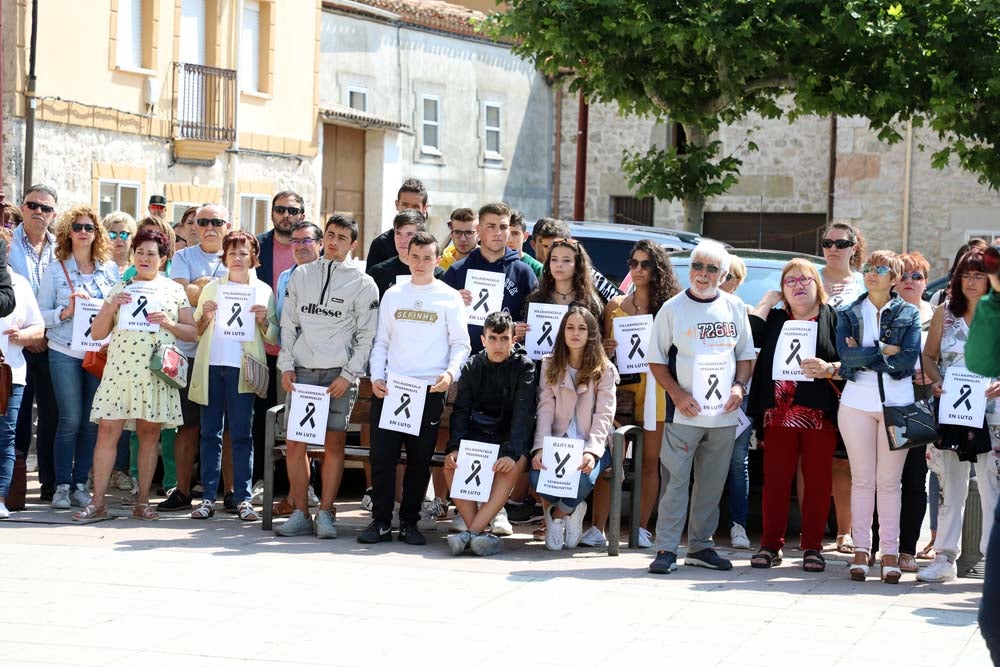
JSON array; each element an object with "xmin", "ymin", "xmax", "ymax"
[{"xmin": 733, "ymin": 380, "xmax": 749, "ymax": 395}]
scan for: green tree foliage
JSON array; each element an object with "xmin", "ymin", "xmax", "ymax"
[{"xmin": 491, "ymin": 0, "xmax": 1000, "ymax": 231}]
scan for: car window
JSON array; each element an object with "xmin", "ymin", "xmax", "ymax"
[
  {"xmin": 576, "ymin": 238, "xmax": 635, "ymax": 287},
  {"xmin": 672, "ymin": 260, "xmax": 802, "ymax": 308}
]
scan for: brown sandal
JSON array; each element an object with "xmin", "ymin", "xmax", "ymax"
[{"xmin": 132, "ymin": 503, "xmax": 159, "ymax": 521}]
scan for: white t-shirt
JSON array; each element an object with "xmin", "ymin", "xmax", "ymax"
[
  {"xmin": 170, "ymin": 245, "xmax": 226, "ymax": 358},
  {"xmin": 841, "ymin": 297, "xmax": 915, "ymax": 409},
  {"xmin": 648, "ymin": 290, "xmax": 755, "ymax": 427},
  {"xmin": 1, "ymin": 273, "xmax": 44, "ymax": 385}
]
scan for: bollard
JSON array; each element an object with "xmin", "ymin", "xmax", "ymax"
[{"xmin": 958, "ymin": 478, "xmax": 983, "ymax": 577}]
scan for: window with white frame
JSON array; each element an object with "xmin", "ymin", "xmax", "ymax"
[
  {"xmin": 966, "ymin": 228, "xmax": 1000, "ymax": 244},
  {"xmin": 484, "ymin": 102, "xmax": 502, "ymax": 159},
  {"xmin": 172, "ymin": 203, "xmax": 197, "ymax": 224},
  {"xmin": 116, "ymin": 0, "xmax": 144, "ymax": 69},
  {"xmin": 240, "ymin": 0, "xmax": 261, "ymax": 92},
  {"xmin": 240, "ymin": 195, "xmax": 270, "ymax": 234},
  {"xmin": 348, "ymin": 87, "xmax": 368, "ymax": 112},
  {"xmin": 99, "ymin": 181, "xmax": 141, "ymax": 219},
  {"xmin": 421, "ymin": 95, "xmax": 440, "ymax": 154}
]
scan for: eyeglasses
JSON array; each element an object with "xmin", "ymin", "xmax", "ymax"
[
  {"xmin": 108, "ymin": 231, "xmax": 131, "ymax": 240},
  {"xmin": 690, "ymin": 261, "xmax": 721, "ymax": 274},
  {"xmin": 861, "ymin": 264, "xmax": 891, "ymax": 276},
  {"xmin": 71, "ymin": 223, "xmax": 96, "ymax": 233},
  {"xmin": 272, "ymin": 206, "xmax": 303, "ymax": 216},
  {"xmin": 290, "ymin": 238, "xmax": 318, "ymax": 246},
  {"xmin": 961, "ymin": 272, "xmax": 988, "ymax": 281},
  {"xmin": 196, "ymin": 218, "xmax": 228, "ymax": 228},
  {"xmin": 783, "ymin": 275, "xmax": 816, "ymax": 287},
  {"xmin": 627, "ymin": 258, "xmax": 652, "ymax": 270},
  {"xmin": 899, "ymin": 272, "xmax": 926, "ymax": 282},
  {"xmin": 724, "ymin": 273, "xmax": 737, "ymax": 282},
  {"xmin": 451, "ymin": 230, "xmax": 477, "ymax": 238},
  {"xmin": 821, "ymin": 239, "xmax": 855, "ymax": 250},
  {"xmin": 24, "ymin": 201, "xmax": 55, "ymax": 214}
]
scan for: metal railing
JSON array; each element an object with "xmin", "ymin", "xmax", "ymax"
[{"xmin": 172, "ymin": 62, "xmax": 236, "ymax": 143}]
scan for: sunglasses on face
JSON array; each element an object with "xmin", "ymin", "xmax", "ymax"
[
  {"xmin": 196, "ymin": 218, "xmax": 227, "ymax": 228},
  {"xmin": 861, "ymin": 264, "xmax": 891, "ymax": 276},
  {"xmin": 690, "ymin": 261, "xmax": 720, "ymax": 274},
  {"xmin": 272, "ymin": 205, "xmax": 303, "ymax": 216},
  {"xmin": 290, "ymin": 237, "xmax": 318, "ymax": 246},
  {"xmin": 899, "ymin": 272, "xmax": 925, "ymax": 282},
  {"xmin": 108, "ymin": 231, "xmax": 131, "ymax": 240},
  {"xmin": 24, "ymin": 201, "xmax": 55, "ymax": 214},
  {"xmin": 71, "ymin": 223, "xmax": 96, "ymax": 233},
  {"xmin": 627, "ymin": 258, "xmax": 652, "ymax": 270},
  {"xmin": 783, "ymin": 275, "xmax": 816, "ymax": 288},
  {"xmin": 822, "ymin": 238, "xmax": 855, "ymax": 250}
]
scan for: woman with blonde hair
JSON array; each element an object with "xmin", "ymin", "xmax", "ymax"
[{"xmin": 102, "ymin": 211, "xmax": 137, "ymax": 275}]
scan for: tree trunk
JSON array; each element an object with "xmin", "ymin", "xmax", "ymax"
[{"xmin": 681, "ymin": 123, "xmax": 707, "ymax": 234}]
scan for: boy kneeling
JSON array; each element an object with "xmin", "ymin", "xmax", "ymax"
[{"xmin": 444, "ymin": 312, "xmax": 536, "ymax": 556}]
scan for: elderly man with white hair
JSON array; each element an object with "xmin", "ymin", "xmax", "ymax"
[{"xmin": 647, "ymin": 240, "xmax": 755, "ymax": 574}]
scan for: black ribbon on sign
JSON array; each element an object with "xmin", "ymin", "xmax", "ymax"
[
  {"xmin": 85, "ymin": 313, "xmax": 96, "ymax": 338},
  {"xmin": 705, "ymin": 373, "xmax": 722, "ymax": 400},
  {"xmin": 628, "ymin": 333, "xmax": 645, "ymax": 359},
  {"xmin": 473, "ymin": 288, "xmax": 490, "ymax": 312},
  {"xmin": 554, "ymin": 452, "xmax": 570, "ymax": 479},
  {"xmin": 394, "ymin": 393, "xmax": 411, "ymax": 419},
  {"xmin": 227, "ymin": 302, "xmax": 244, "ymax": 328},
  {"xmin": 300, "ymin": 401, "xmax": 316, "ymax": 428},
  {"xmin": 537, "ymin": 321, "xmax": 554, "ymax": 346},
  {"xmin": 465, "ymin": 460, "xmax": 483, "ymax": 486},
  {"xmin": 953, "ymin": 384, "xmax": 974, "ymax": 411},
  {"xmin": 131, "ymin": 295, "xmax": 148, "ymax": 318},
  {"xmin": 785, "ymin": 338, "xmax": 802, "ymax": 365}
]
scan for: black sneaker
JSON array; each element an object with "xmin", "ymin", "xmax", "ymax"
[
  {"xmin": 157, "ymin": 489, "xmax": 192, "ymax": 512},
  {"xmin": 357, "ymin": 520, "xmax": 393, "ymax": 544},
  {"xmin": 398, "ymin": 523, "xmax": 427, "ymax": 546},
  {"xmin": 223, "ymin": 492, "xmax": 237, "ymax": 514},
  {"xmin": 506, "ymin": 501, "xmax": 543, "ymax": 524},
  {"xmin": 685, "ymin": 548, "xmax": 733, "ymax": 571},
  {"xmin": 649, "ymin": 550, "xmax": 678, "ymax": 574},
  {"xmin": 40, "ymin": 487, "xmax": 54, "ymax": 502}
]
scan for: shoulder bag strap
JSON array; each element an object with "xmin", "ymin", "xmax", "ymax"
[
  {"xmin": 60, "ymin": 260, "xmax": 74, "ymax": 291},
  {"xmin": 877, "ymin": 372, "xmax": 888, "ymax": 404}
]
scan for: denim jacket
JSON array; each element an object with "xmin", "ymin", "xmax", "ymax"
[
  {"xmin": 835, "ymin": 292, "xmax": 921, "ymax": 381},
  {"xmin": 38, "ymin": 257, "xmax": 121, "ymax": 348}
]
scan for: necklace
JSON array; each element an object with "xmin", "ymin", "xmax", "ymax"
[
  {"xmin": 631, "ymin": 294, "xmax": 648, "ymax": 312},
  {"xmin": 554, "ymin": 287, "xmax": 573, "ymax": 299}
]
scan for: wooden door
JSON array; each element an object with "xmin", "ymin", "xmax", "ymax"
[{"xmin": 322, "ymin": 124, "xmax": 366, "ymax": 256}]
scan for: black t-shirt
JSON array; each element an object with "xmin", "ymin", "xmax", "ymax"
[
  {"xmin": 367, "ymin": 256, "xmax": 445, "ymax": 298},
  {"xmin": 365, "ymin": 229, "xmax": 397, "ymax": 268}
]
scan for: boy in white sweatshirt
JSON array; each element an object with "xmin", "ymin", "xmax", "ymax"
[{"xmin": 360, "ymin": 231, "xmax": 471, "ymax": 545}]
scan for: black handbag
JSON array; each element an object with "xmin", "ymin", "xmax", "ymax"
[{"xmin": 878, "ymin": 374, "xmax": 940, "ymax": 450}]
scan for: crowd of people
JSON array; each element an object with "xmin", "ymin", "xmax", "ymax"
[{"xmin": 0, "ymin": 178, "xmax": 998, "ymax": 587}]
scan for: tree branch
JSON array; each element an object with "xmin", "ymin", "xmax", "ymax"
[{"xmin": 643, "ymin": 82, "xmax": 673, "ymax": 114}]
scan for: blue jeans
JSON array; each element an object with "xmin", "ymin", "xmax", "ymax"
[
  {"xmin": 199, "ymin": 365, "xmax": 254, "ymax": 503},
  {"xmin": 726, "ymin": 396, "xmax": 752, "ymax": 529},
  {"xmin": 0, "ymin": 384, "xmax": 25, "ymax": 499},
  {"xmin": 49, "ymin": 349, "xmax": 100, "ymax": 487},
  {"xmin": 530, "ymin": 449, "xmax": 610, "ymax": 513},
  {"xmin": 980, "ymin": 490, "xmax": 1000, "ymax": 663}
]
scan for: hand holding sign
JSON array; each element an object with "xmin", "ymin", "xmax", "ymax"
[
  {"xmin": 526, "ymin": 303, "xmax": 567, "ymax": 360},
  {"xmin": 71, "ymin": 298, "xmax": 110, "ymax": 351},
  {"xmin": 286, "ymin": 383, "xmax": 331, "ymax": 445},
  {"xmin": 378, "ymin": 372, "xmax": 427, "ymax": 435},
  {"xmin": 772, "ymin": 320, "xmax": 818, "ymax": 382},
  {"xmin": 118, "ymin": 284, "xmax": 161, "ymax": 332},
  {"xmin": 450, "ymin": 440, "xmax": 500, "ymax": 501},
  {"xmin": 464, "ymin": 269, "xmax": 504, "ymax": 325},
  {"xmin": 535, "ymin": 436, "xmax": 585, "ymax": 499},
  {"xmin": 939, "ymin": 366, "xmax": 990, "ymax": 426},
  {"xmin": 215, "ymin": 284, "xmax": 255, "ymax": 342},
  {"xmin": 613, "ymin": 315, "xmax": 653, "ymax": 374}
]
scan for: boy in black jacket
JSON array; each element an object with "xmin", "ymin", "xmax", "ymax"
[{"xmin": 444, "ymin": 312, "xmax": 536, "ymax": 556}]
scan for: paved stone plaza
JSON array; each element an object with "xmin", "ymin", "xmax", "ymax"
[{"xmin": 0, "ymin": 483, "xmax": 991, "ymax": 667}]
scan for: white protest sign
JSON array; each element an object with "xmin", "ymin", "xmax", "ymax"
[
  {"xmin": 395, "ymin": 274, "xmax": 411, "ymax": 286},
  {"xmin": 536, "ymin": 436, "xmax": 585, "ymax": 499},
  {"xmin": 286, "ymin": 383, "xmax": 331, "ymax": 445},
  {"xmin": 118, "ymin": 284, "xmax": 161, "ymax": 332},
  {"xmin": 690, "ymin": 355, "xmax": 735, "ymax": 418},
  {"xmin": 215, "ymin": 284, "xmax": 255, "ymax": 342},
  {"xmin": 71, "ymin": 298, "xmax": 109, "ymax": 351},
  {"xmin": 736, "ymin": 408, "xmax": 752, "ymax": 439},
  {"xmin": 464, "ymin": 269, "xmax": 505, "ymax": 325},
  {"xmin": 614, "ymin": 314, "xmax": 654, "ymax": 374},
  {"xmin": 378, "ymin": 372, "xmax": 427, "ymax": 436},
  {"xmin": 449, "ymin": 440, "xmax": 500, "ymax": 501},
  {"xmin": 526, "ymin": 303, "xmax": 567, "ymax": 360},
  {"xmin": 771, "ymin": 320, "xmax": 818, "ymax": 382},
  {"xmin": 940, "ymin": 366, "xmax": 991, "ymax": 426}
]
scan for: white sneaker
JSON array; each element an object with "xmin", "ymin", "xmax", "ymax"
[
  {"xmin": 360, "ymin": 488, "xmax": 374, "ymax": 512},
  {"xmin": 0, "ymin": 502, "xmax": 9, "ymax": 519},
  {"xmin": 730, "ymin": 523, "xmax": 751, "ymax": 549},
  {"xmin": 274, "ymin": 510, "xmax": 313, "ymax": 537},
  {"xmin": 250, "ymin": 480, "xmax": 264, "ymax": 505},
  {"xmin": 579, "ymin": 526, "xmax": 607, "ymax": 547},
  {"xmin": 70, "ymin": 484, "xmax": 91, "ymax": 508},
  {"xmin": 449, "ymin": 513, "xmax": 468, "ymax": 533},
  {"xmin": 638, "ymin": 527, "xmax": 653, "ymax": 549},
  {"xmin": 417, "ymin": 497, "xmax": 447, "ymax": 531},
  {"xmin": 307, "ymin": 485, "xmax": 320, "ymax": 507},
  {"xmin": 111, "ymin": 470, "xmax": 132, "ymax": 491},
  {"xmin": 564, "ymin": 501, "xmax": 587, "ymax": 548},
  {"xmin": 51, "ymin": 484, "xmax": 71, "ymax": 509},
  {"xmin": 546, "ymin": 517, "xmax": 566, "ymax": 551},
  {"xmin": 489, "ymin": 507, "xmax": 514, "ymax": 536},
  {"xmin": 917, "ymin": 553, "xmax": 957, "ymax": 582},
  {"xmin": 315, "ymin": 509, "xmax": 337, "ymax": 539}
]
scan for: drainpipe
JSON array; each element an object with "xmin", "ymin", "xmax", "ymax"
[
  {"xmin": 23, "ymin": 0, "xmax": 38, "ymax": 188},
  {"xmin": 226, "ymin": 0, "xmax": 244, "ymax": 220},
  {"xmin": 551, "ymin": 84, "xmax": 562, "ymax": 217},
  {"xmin": 0, "ymin": 0, "xmax": 5, "ymax": 204},
  {"xmin": 826, "ymin": 114, "xmax": 837, "ymax": 225},
  {"xmin": 901, "ymin": 118, "xmax": 913, "ymax": 253},
  {"xmin": 573, "ymin": 90, "xmax": 587, "ymax": 221}
]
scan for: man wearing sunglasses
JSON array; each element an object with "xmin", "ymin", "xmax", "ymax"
[
  {"xmin": 647, "ymin": 240, "xmax": 755, "ymax": 575},
  {"xmin": 159, "ymin": 204, "xmax": 232, "ymax": 513},
  {"xmin": 10, "ymin": 184, "xmax": 59, "ymax": 501}
]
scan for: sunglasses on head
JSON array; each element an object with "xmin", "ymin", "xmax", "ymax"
[
  {"xmin": 690, "ymin": 261, "xmax": 721, "ymax": 274},
  {"xmin": 899, "ymin": 271, "xmax": 925, "ymax": 281},
  {"xmin": 821, "ymin": 238, "xmax": 855, "ymax": 250},
  {"xmin": 71, "ymin": 222, "xmax": 96, "ymax": 233},
  {"xmin": 272, "ymin": 205, "xmax": 303, "ymax": 216},
  {"xmin": 197, "ymin": 218, "xmax": 227, "ymax": 228},
  {"xmin": 108, "ymin": 230, "xmax": 131, "ymax": 240},
  {"xmin": 627, "ymin": 258, "xmax": 652, "ymax": 270},
  {"xmin": 24, "ymin": 201, "xmax": 55, "ymax": 214},
  {"xmin": 551, "ymin": 239, "xmax": 580, "ymax": 252},
  {"xmin": 861, "ymin": 263, "xmax": 891, "ymax": 276}
]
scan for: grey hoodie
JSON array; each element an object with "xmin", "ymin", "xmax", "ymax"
[{"xmin": 277, "ymin": 257, "xmax": 379, "ymax": 382}]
